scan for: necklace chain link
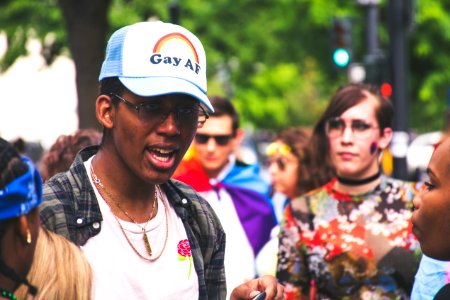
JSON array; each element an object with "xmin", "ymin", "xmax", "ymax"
[{"xmin": 90, "ymin": 164, "xmax": 169, "ymax": 261}]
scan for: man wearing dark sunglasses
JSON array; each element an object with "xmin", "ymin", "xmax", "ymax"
[
  {"xmin": 193, "ymin": 96, "xmax": 240, "ymax": 179},
  {"xmin": 175, "ymin": 96, "xmax": 277, "ymax": 294}
]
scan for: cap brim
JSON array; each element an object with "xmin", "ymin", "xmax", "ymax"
[{"xmin": 119, "ymin": 77, "xmax": 214, "ymax": 112}]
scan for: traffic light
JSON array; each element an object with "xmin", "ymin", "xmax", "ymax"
[
  {"xmin": 331, "ymin": 18, "xmax": 353, "ymax": 68},
  {"xmin": 363, "ymin": 52, "xmax": 393, "ymax": 97},
  {"xmin": 169, "ymin": 1, "xmax": 180, "ymax": 24},
  {"xmin": 364, "ymin": 52, "xmax": 389, "ymax": 85},
  {"xmin": 380, "ymin": 82, "xmax": 393, "ymax": 98}
]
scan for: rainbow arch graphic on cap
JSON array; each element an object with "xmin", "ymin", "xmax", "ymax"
[{"xmin": 153, "ymin": 33, "xmax": 199, "ymax": 64}]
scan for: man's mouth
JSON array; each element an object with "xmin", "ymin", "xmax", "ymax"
[
  {"xmin": 149, "ymin": 148, "xmax": 174, "ymax": 162},
  {"xmin": 146, "ymin": 147, "xmax": 177, "ymax": 169}
]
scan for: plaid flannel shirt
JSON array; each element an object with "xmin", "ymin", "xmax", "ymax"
[{"xmin": 40, "ymin": 146, "xmax": 226, "ymax": 299}]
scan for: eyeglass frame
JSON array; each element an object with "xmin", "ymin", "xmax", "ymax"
[
  {"xmin": 109, "ymin": 93, "xmax": 209, "ymax": 128},
  {"xmin": 194, "ymin": 133, "xmax": 234, "ymax": 146},
  {"xmin": 267, "ymin": 157, "xmax": 288, "ymax": 171},
  {"xmin": 325, "ymin": 117, "xmax": 379, "ymax": 139}
]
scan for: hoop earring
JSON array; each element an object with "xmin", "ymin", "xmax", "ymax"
[{"xmin": 26, "ymin": 229, "xmax": 32, "ymax": 244}]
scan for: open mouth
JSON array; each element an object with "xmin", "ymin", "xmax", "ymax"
[
  {"xmin": 151, "ymin": 148, "xmax": 174, "ymax": 161},
  {"xmin": 147, "ymin": 147, "xmax": 177, "ymax": 169}
]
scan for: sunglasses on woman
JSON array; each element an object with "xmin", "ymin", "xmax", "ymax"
[{"xmin": 267, "ymin": 157, "xmax": 287, "ymax": 171}]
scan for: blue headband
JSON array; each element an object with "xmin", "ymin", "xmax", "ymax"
[{"xmin": 0, "ymin": 157, "xmax": 43, "ymax": 220}]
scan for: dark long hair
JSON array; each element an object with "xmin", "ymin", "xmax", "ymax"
[
  {"xmin": 0, "ymin": 138, "xmax": 37, "ymax": 295},
  {"xmin": 310, "ymin": 83, "xmax": 394, "ymax": 180}
]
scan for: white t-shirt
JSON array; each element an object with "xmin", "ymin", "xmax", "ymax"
[
  {"xmin": 200, "ymin": 187, "xmax": 255, "ymax": 297},
  {"xmin": 82, "ymin": 157, "xmax": 198, "ymax": 300},
  {"xmin": 200, "ymin": 158, "xmax": 256, "ymax": 298}
]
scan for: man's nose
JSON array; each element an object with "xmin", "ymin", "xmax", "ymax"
[
  {"xmin": 157, "ymin": 111, "xmax": 180, "ymax": 134},
  {"xmin": 159, "ymin": 110, "xmax": 179, "ymax": 125},
  {"xmin": 206, "ymin": 137, "xmax": 218, "ymax": 150}
]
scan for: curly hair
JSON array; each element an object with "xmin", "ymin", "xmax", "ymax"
[
  {"xmin": 0, "ymin": 138, "xmax": 28, "ymax": 188},
  {"xmin": 274, "ymin": 127, "xmax": 333, "ymax": 195},
  {"xmin": 41, "ymin": 129, "xmax": 102, "ymax": 181}
]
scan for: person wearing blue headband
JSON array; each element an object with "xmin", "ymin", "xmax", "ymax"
[{"xmin": 0, "ymin": 137, "xmax": 42, "ymax": 299}]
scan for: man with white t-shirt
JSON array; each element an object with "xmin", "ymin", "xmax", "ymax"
[
  {"xmin": 175, "ymin": 96, "xmax": 277, "ymax": 295},
  {"xmin": 39, "ymin": 21, "xmax": 284, "ymax": 300}
]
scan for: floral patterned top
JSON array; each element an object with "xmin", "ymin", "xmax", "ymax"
[{"xmin": 276, "ymin": 176, "xmax": 423, "ymax": 300}]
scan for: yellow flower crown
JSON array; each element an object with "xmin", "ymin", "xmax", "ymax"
[{"xmin": 266, "ymin": 142, "xmax": 292, "ymax": 157}]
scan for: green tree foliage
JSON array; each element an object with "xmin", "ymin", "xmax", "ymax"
[
  {"xmin": 408, "ymin": 0, "xmax": 450, "ymax": 132},
  {"xmin": 234, "ymin": 60, "xmax": 329, "ymax": 131},
  {"xmin": 169, "ymin": 0, "xmax": 358, "ymax": 129},
  {"xmin": 1, "ymin": 0, "xmax": 450, "ymax": 132},
  {"xmin": 0, "ymin": 0, "xmax": 64, "ymax": 70}
]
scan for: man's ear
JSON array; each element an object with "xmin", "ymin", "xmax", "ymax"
[
  {"xmin": 96, "ymin": 94, "xmax": 115, "ymax": 129},
  {"xmin": 232, "ymin": 129, "xmax": 245, "ymax": 150},
  {"xmin": 378, "ymin": 127, "xmax": 393, "ymax": 150}
]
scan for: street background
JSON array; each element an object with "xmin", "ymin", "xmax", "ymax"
[{"xmin": 1, "ymin": 0, "xmax": 449, "ymax": 180}]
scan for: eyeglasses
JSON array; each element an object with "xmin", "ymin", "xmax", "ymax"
[
  {"xmin": 110, "ymin": 93, "xmax": 209, "ymax": 128},
  {"xmin": 194, "ymin": 134, "xmax": 233, "ymax": 146},
  {"xmin": 267, "ymin": 157, "xmax": 287, "ymax": 171},
  {"xmin": 325, "ymin": 117, "xmax": 378, "ymax": 139}
]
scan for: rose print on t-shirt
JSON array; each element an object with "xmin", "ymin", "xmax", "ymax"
[{"xmin": 178, "ymin": 239, "xmax": 193, "ymax": 278}]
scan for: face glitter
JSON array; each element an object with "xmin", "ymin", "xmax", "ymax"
[{"xmin": 370, "ymin": 142, "xmax": 378, "ymax": 155}]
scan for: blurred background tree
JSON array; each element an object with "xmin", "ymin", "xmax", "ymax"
[{"xmin": 0, "ymin": 0, "xmax": 449, "ymax": 133}]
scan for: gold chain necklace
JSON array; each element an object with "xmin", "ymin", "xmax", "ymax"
[
  {"xmin": 90, "ymin": 164, "xmax": 156, "ymax": 255},
  {"xmin": 90, "ymin": 165, "xmax": 169, "ymax": 261}
]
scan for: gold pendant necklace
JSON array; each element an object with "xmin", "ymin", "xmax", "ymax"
[
  {"xmin": 90, "ymin": 164, "xmax": 168, "ymax": 260},
  {"xmin": 143, "ymin": 231, "xmax": 152, "ymax": 256}
]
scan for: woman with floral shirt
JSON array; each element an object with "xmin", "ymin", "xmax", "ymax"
[{"xmin": 276, "ymin": 83, "xmax": 422, "ymax": 299}]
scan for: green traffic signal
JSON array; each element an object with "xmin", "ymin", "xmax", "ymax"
[{"xmin": 333, "ymin": 48, "xmax": 350, "ymax": 67}]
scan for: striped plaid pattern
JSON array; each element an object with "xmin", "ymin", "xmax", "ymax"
[{"xmin": 40, "ymin": 146, "xmax": 226, "ymax": 299}]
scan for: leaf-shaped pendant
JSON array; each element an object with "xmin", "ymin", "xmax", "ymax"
[{"xmin": 143, "ymin": 232, "xmax": 152, "ymax": 256}]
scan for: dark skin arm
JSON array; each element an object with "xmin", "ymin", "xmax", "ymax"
[{"xmin": 230, "ymin": 275, "xmax": 285, "ymax": 300}]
